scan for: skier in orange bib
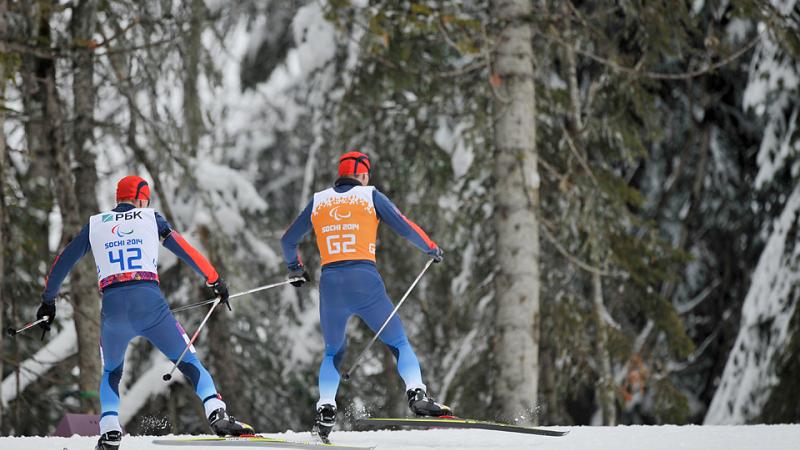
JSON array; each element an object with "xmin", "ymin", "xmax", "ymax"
[{"xmin": 281, "ymin": 151, "xmax": 450, "ymax": 442}]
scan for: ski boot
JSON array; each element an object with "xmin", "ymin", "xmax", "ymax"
[
  {"xmin": 314, "ymin": 403, "xmax": 337, "ymax": 444},
  {"xmin": 95, "ymin": 430, "xmax": 122, "ymax": 450},
  {"xmin": 208, "ymin": 407, "xmax": 254, "ymax": 436},
  {"xmin": 407, "ymin": 388, "xmax": 452, "ymax": 417}
]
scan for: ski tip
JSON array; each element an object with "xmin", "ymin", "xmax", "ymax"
[{"xmin": 544, "ymin": 430, "xmax": 570, "ymax": 437}]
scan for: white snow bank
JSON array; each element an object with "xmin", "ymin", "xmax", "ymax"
[{"xmin": 0, "ymin": 425, "xmax": 799, "ymax": 450}]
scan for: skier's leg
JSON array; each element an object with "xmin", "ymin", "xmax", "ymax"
[
  {"xmin": 356, "ymin": 287, "xmax": 426, "ymax": 392},
  {"xmin": 317, "ymin": 296, "xmax": 351, "ymax": 408},
  {"xmin": 136, "ymin": 284, "xmax": 252, "ymax": 435},
  {"xmin": 98, "ymin": 309, "xmax": 135, "ymax": 435},
  {"xmin": 313, "ymin": 268, "xmax": 356, "ymax": 441},
  {"xmin": 357, "ymin": 286, "xmax": 452, "ymax": 416},
  {"xmin": 355, "ymin": 270, "xmax": 452, "ymax": 416},
  {"xmin": 141, "ymin": 307, "xmax": 226, "ymax": 416},
  {"xmin": 128, "ymin": 283, "xmax": 224, "ymax": 415}
]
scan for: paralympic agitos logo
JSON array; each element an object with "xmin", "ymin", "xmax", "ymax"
[
  {"xmin": 329, "ymin": 206, "xmax": 352, "ymax": 221},
  {"xmin": 111, "ymin": 224, "xmax": 134, "ymax": 238}
]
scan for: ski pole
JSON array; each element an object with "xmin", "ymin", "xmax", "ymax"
[
  {"xmin": 6, "ymin": 316, "xmax": 50, "ymax": 338},
  {"xmin": 163, "ymin": 298, "xmax": 222, "ymax": 382},
  {"xmin": 164, "ymin": 278, "xmax": 303, "ymax": 380},
  {"xmin": 170, "ymin": 278, "xmax": 302, "ymax": 313},
  {"xmin": 342, "ymin": 259, "xmax": 434, "ymax": 382}
]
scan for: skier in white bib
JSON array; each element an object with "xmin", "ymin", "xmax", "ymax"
[{"xmin": 38, "ymin": 176, "xmax": 253, "ymax": 450}]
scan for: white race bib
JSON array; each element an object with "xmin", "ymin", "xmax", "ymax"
[{"xmin": 88, "ymin": 208, "xmax": 160, "ymax": 284}]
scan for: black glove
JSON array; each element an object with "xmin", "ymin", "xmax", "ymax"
[
  {"xmin": 429, "ymin": 247, "xmax": 444, "ymax": 263},
  {"xmin": 288, "ymin": 267, "xmax": 311, "ymax": 287},
  {"xmin": 207, "ymin": 277, "xmax": 230, "ymax": 310},
  {"xmin": 37, "ymin": 301, "xmax": 56, "ymax": 337}
]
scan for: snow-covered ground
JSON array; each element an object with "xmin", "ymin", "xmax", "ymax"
[{"xmin": 0, "ymin": 425, "xmax": 798, "ymax": 450}]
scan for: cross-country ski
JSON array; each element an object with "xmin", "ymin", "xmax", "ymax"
[
  {"xmin": 356, "ymin": 416, "xmax": 568, "ymax": 437},
  {"xmin": 152, "ymin": 434, "xmax": 375, "ymax": 449}
]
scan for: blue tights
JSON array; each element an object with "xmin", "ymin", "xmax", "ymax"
[
  {"xmin": 99, "ymin": 282, "xmax": 220, "ymax": 427},
  {"xmin": 317, "ymin": 263, "xmax": 425, "ymax": 407}
]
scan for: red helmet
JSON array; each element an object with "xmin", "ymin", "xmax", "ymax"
[
  {"xmin": 338, "ymin": 151, "xmax": 371, "ymax": 177},
  {"xmin": 116, "ymin": 175, "xmax": 151, "ymax": 202}
]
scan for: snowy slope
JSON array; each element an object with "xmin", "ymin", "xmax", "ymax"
[{"xmin": 1, "ymin": 426, "xmax": 798, "ymax": 450}]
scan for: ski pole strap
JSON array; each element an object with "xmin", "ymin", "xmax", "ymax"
[
  {"xmin": 170, "ymin": 278, "xmax": 302, "ymax": 313},
  {"xmin": 343, "ymin": 259, "xmax": 434, "ymax": 381}
]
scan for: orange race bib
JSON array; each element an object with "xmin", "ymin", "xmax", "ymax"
[{"xmin": 311, "ymin": 186, "xmax": 379, "ymax": 265}]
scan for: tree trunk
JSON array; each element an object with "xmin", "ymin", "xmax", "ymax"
[
  {"xmin": 12, "ymin": 296, "xmax": 19, "ymax": 429},
  {"xmin": 0, "ymin": 0, "xmax": 7, "ymax": 429},
  {"xmin": 592, "ymin": 271, "xmax": 616, "ymax": 425},
  {"xmin": 489, "ymin": 0, "xmax": 541, "ymax": 423},
  {"xmin": 19, "ymin": 1, "xmax": 54, "ymax": 262},
  {"xmin": 538, "ymin": 344, "xmax": 562, "ymax": 425},
  {"xmin": 183, "ymin": 0, "xmax": 205, "ymax": 156},
  {"xmin": 63, "ymin": 0, "xmax": 102, "ymax": 414},
  {"xmin": 198, "ymin": 226, "xmax": 246, "ymax": 417},
  {"xmin": 70, "ymin": 0, "xmax": 99, "ymax": 220}
]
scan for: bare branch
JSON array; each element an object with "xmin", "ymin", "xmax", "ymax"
[
  {"xmin": 540, "ymin": 217, "xmax": 623, "ymax": 277},
  {"xmin": 535, "ymin": 28, "xmax": 764, "ymax": 81}
]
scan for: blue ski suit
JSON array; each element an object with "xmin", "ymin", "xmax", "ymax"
[
  {"xmin": 281, "ymin": 178, "xmax": 442, "ymax": 407},
  {"xmin": 43, "ymin": 203, "xmax": 225, "ymax": 432}
]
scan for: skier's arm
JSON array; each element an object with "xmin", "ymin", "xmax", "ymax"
[
  {"xmin": 158, "ymin": 212, "xmax": 219, "ymax": 283},
  {"xmin": 42, "ymin": 224, "xmax": 91, "ymax": 304},
  {"xmin": 373, "ymin": 190, "xmax": 440, "ymax": 256},
  {"xmin": 281, "ymin": 199, "xmax": 314, "ymax": 271}
]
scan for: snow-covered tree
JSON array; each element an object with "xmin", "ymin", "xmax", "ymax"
[{"xmin": 705, "ymin": 0, "xmax": 800, "ymax": 424}]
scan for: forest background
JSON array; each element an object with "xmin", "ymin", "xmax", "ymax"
[{"xmin": 0, "ymin": 0, "xmax": 799, "ymax": 437}]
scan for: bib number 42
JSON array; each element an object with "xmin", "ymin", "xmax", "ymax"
[
  {"xmin": 326, "ymin": 234, "xmax": 356, "ymax": 255},
  {"xmin": 108, "ymin": 247, "xmax": 143, "ymax": 271}
]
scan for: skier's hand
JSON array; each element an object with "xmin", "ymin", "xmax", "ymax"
[
  {"xmin": 429, "ymin": 247, "xmax": 444, "ymax": 263},
  {"xmin": 207, "ymin": 277, "xmax": 231, "ymax": 310},
  {"xmin": 36, "ymin": 300, "xmax": 56, "ymax": 335},
  {"xmin": 288, "ymin": 267, "xmax": 311, "ymax": 287}
]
